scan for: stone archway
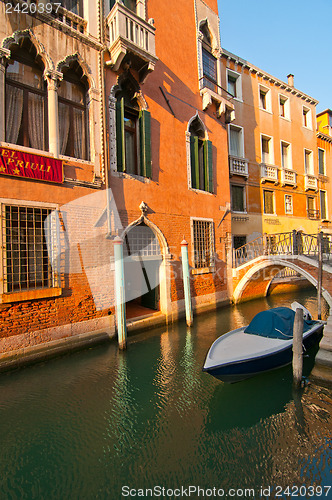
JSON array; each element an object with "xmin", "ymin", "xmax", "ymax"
[{"xmin": 121, "ymin": 207, "xmax": 171, "ymax": 316}]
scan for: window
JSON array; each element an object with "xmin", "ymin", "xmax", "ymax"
[
  {"xmin": 281, "ymin": 141, "xmax": 291, "ymax": 169},
  {"xmin": 58, "ymin": 64, "xmax": 89, "ymax": 160},
  {"xmin": 307, "ymin": 196, "xmax": 318, "ymax": 219},
  {"xmin": 59, "ymin": 0, "xmax": 83, "ymax": 16},
  {"xmin": 263, "ymin": 190, "xmax": 274, "ymax": 214},
  {"xmin": 318, "ymin": 148, "xmax": 326, "ymax": 175},
  {"xmin": 320, "ymin": 190, "xmax": 328, "ymax": 220},
  {"xmin": 199, "ymin": 22, "xmax": 217, "ymax": 93},
  {"xmin": 227, "ymin": 70, "xmax": 242, "ymax": 100},
  {"xmin": 284, "ymin": 194, "xmax": 293, "ymax": 215},
  {"xmin": 229, "ymin": 125, "xmax": 244, "ymax": 157},
  {"xmin": 279, "ymin": 95, "xmax": 290, "ymax": 119},
  {"xmin": 261, "ymin": 135, "xmax": 273, "ymax": 164},
  {"xmin": 5, "ymin": 43, "xmax": 48, "ymax": 151},
  {"xmin": 192, "ymin": 219, "xmax": 214, "ymax": 269},
  {"xmin": 1, "ymin": 204, "xmax": 56, "ymax": 293},
  {"xmin": 303, "ymin": 106, "xmax": 312, "ymax": 128},
  {"xmin": 189, "ymin": 117, "xmax": 213, "ymax": 192},
  {"xmin": 259, "ymin": 85, "xmax": 271, "ymax": 112},
  {"xmin": 304, "ymin": 149, "xmax": 314, "ymax": 174},
  {"xmin": 231, "ymin": 185, "xmax": 246, "ymax": 212}
]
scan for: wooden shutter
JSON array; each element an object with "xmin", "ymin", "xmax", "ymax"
[
  {"xmin": 139, "ymin": 110, "xmax": 152, "ymax": 178},
  {"xmin": 116, "ymin": 98, "xmax": 125, "ymax": 172},
  {"xmin": 204, "ymin": 139, "xmax": 213, "ymax": 193},
  {"xmin": 190, "ymin": 135, "xmax": 199, "ymax": 189}
]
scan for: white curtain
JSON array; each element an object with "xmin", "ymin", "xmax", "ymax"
[
  {"xmin": 59, "ymin": 102, "xmax": 70, "ymax": 155},
  {"xmin": 5, "ymin": 84, "xmax": 23, "ymax": 144},
  {"xmin": 28, "ymin": 93, "xmax": 44, "ymax": 150},
  {"xmin": 230, "ymin": 127, "xmax": 240, "ymax": 157},
  {"xmin": 73, "ymin": 107, "xmax": 85, "ymax": 159}
]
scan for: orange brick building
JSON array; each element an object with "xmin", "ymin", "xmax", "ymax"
[{"xmin": 0, "ymin": 0, "xmax": 234, "ymax": 362}]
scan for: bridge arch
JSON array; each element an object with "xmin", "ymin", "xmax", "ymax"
[{"xmin": 233, "ymin": 257, "xmax": 332, "ymax": 307}]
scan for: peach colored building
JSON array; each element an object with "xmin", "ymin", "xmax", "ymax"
[
  {"xmin": 219, "ymin": 49, "xmax": 323, "ymax": 250},
  {"xmin": 317, "ymin": 109, "xmax": 332, "ymax": 233}
]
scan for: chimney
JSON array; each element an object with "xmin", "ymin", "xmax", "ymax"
[{"xmin": 287, "ymin": 74, "xmax": 294, "ymax": 87}]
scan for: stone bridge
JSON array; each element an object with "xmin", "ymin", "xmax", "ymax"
[{"xmin": 231, "ymin": 231, "xmax": 332, "ymax": 307}]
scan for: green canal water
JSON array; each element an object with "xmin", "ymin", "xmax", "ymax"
[{"xmin": 0, "ymin": 290, "xmax": 331, "ymax": 500}]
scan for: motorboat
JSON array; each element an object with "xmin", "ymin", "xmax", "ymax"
[{"xmin": 202, "ymin": 303, "xmax": 324, "ymax": 383}]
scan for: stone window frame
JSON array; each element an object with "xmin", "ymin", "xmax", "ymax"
[
  {"xmin": 0, "ymin": 198, "xmax": 62, "ymax": 303},
  {"xmin": 190, "ymin": 216, "xmax": 215, "ymax": 273}
]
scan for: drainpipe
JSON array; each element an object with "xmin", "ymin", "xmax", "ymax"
[{"xmin": 181, "ymin": 240, "xmax": 193, "ymax": 327}]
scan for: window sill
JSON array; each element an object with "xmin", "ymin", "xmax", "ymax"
[
  {"xmin": 279, "ymin": 116, "xmax": 291, "ymax": 122},
  {"xmin": 1, "ymin": 287, "xmax": 62, "ymax": 304},
  {"xmin": 0, "ymin": 142, "xmax": 52, "ymax": 158},
  {"xmin": 111, "ymin": 170, "xmax": 151, "ymax": 183},
  {"xmin": 302, "ymin": 126, "xmax": 313, "ymax": 131},
  {"xmin": 190, "ymin": 187, "xmax": 213, "ymax": 195},
  {"xmin": 192, "ymin": 267, "xmax": 215, "ymax": 275},
  {"xmin": 259, "ymin": 108, "xmax": 273, "ymax": 114},
  {"xmin": 59, "ymin": 155, "xmax": 93, "ymax": 165}
]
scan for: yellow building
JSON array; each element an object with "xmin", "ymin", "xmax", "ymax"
[
  {"xmin": 317, "ymin": 109, "xmax": 332, "ymax": 234},
  {"xmin": 220, "ymin": 49, "xmax": 323, "ymax": 250}
]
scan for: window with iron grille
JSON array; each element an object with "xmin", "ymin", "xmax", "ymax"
[
  {"xmin": 1, "ymin": 205, "xmax": 57, "ymax": 293},
  {"xmin": 192, "ymin": 219, "xmax": 214, "ymax": 269}
]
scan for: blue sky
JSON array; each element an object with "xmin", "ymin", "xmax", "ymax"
[{"xmin": 218, "ymin": 0, "xmax": 331, "ymax": 113}]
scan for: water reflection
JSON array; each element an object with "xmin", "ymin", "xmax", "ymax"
[{"xmin": 0, "ymin": 290, "xmax": 330, "ymax": 499}]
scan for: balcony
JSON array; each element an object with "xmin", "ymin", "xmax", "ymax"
[
  {"xmin": 261, "ymin": 164, "xmax": 278, "ymax": 184},
  {"xmin": 307, "ymin": 209, "xmax": 320, "ymax": 220},
  {"xmin": 304, "ymin": 174, "xmax": 318, "ymax": 191},
  {"xmin": 281, "ymin": 168, "xmax": 297, "ymax": 187},
  {"xmin": 229, "ymin": 156, "xmax": 249, "ymax": 177},
  {"xmin": 106, "ymin": 2, "xmax": 158, "ymax": 82}
]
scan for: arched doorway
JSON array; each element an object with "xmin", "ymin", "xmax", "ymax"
[{"xmin": 123, "ymin": 222, "xmax": 162, "ymax": 315}]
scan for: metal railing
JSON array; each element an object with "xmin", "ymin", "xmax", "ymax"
[{"xmin": 233, "ymin": 231, "xmax": 332, "ymax": 268}]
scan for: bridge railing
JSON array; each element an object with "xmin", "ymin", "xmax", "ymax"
[{"xmin": 232, "ymin": 231, "xmax": 332, "ymax": 268}]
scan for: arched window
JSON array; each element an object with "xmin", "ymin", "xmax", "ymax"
[
  {"xmin": 58, "ymin": 61, "xmax": 89, "ymax": 160},
  {"xmin": 200, "ymin": 22, "xmax": 217, "ymax": 93},
  {"xmin": 115, "ymin": 74, "xmax": 151, "ymax": 178},
  {"xmin": 189, "ymin": 116, "xmax": 213, "ymax": 193},
  {"xmin": 5, "ymin": 41, "xmax": 48, "ymax": 151}
]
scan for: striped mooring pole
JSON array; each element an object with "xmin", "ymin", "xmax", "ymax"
[
  {"xmin": 114, "ymin": 236, "xmax": 127, "ymax": 350},
  {"xmin": 181, "ymin": 239, "xmax": 193, "ymax": 327}
]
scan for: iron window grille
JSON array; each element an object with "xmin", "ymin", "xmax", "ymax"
[
  {"xmin": 1, "ymin": 204, "xmax": 59, "ymax": 293},
  {"xmin": 192, "ymin": 219, "xmax": 214, "ymax": 269}
]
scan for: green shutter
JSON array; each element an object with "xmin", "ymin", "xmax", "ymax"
[
  {"xmin": 139, "ymin": 110, "xmax": 152, "ymax": 178},
  {"xmin": 190, "ymin": 135, "xmax": 199, "ymax": 189},
  {"xmin": 204, "ymin": 139, "xmax": 213, "ymax": 193},
  {"xmin": 116, "ymin": 98, "xmax": 125, "ymax": 172}
]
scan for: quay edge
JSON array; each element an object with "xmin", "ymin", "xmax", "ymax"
[{"xmin": 311, "ymin": 314, "xmax": 332, "ymax": 385}]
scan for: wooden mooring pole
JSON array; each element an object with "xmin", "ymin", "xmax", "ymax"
[
  {"xmin": 181, "ymin": 240, "xmax": 193, "ymax": 327},
  {"xmin": 317, "ymin": 231, "xmax": 323, "ymax": 320},
  {"xmin": 114, "ymin": 236, "xmax": 127, "ymax": 350},
  {"xmin": 293, "ymin": 308, "xmax": 304, "ymax": 388}
]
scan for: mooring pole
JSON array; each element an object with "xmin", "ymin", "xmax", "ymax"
[
  {"xmin": 114, "ymin": 236, "xmax": 127, "ymax": 350},
  {"xmin": 317, "ymin": 231, "xmax": 323, "ymax": 320},
  {"xmin": 292, "ymin": 308, "xmax": 304, "ymax": 388},
  {"xmin": 181, "ymin": 240, "xmax": 193, "ymax": 327}
]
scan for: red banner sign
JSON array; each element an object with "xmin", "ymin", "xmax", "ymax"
[{"xmin": 0, "ymin": 147, "xmax": 63, "ymax": 183}]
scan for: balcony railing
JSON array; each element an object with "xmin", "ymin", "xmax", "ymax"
[
  {"xmin": 229, "ymin": 155, "xmax": 249, "ymax": 177},
  {"xmin": 261, "ymin": 164, "xmax": 278, "ymax": 183},
  {"xmin": 307, "ymin": 209, "xmax": 320, "ymax": 220},
  {"xmin": 281, "ymin": 168, "xmax": 296, "ymax": 187},
  {"xmin": 106, "ymin": 1, "xmax": 157, "ymax": 82},
  {"xmin": 304, "ymin": 174, "xmax": 318, "ymax": 191}
]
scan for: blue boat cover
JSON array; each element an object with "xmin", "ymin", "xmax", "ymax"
[{"xmin": 244, "ymin": 307, "xmax": 314, "ymax": 340}]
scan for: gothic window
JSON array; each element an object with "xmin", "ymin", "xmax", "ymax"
[
  {"xmin": 115, "ymin": 76, "xmax": 152, "ymax": 178},
  {"xmin": 189, "ymin": 117, "xmax": 213, "ymax": 193},
  {"xmin": 200, "ymin": 22, "xmax": 217, "ymax": 92},
  {"xmin": 58, "ymin": 61, "xmax": 89, "ymax": 160},
  {"xmin": 5, "ymin": 41, "xmax": 48, "ymax": 151}
]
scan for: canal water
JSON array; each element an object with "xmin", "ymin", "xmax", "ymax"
[{"xmin": 0, "ymin": 290, "xmax": 331, "ymax": 500}]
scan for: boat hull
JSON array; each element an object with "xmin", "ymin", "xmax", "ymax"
[{"xmin": 203, "ymin": 323, "xmax": 323, "ymax": 383}]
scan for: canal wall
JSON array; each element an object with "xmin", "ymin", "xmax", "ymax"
[{"xmin": 311, "ymin": 315, "xmax": 332, "ymax": 385}]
